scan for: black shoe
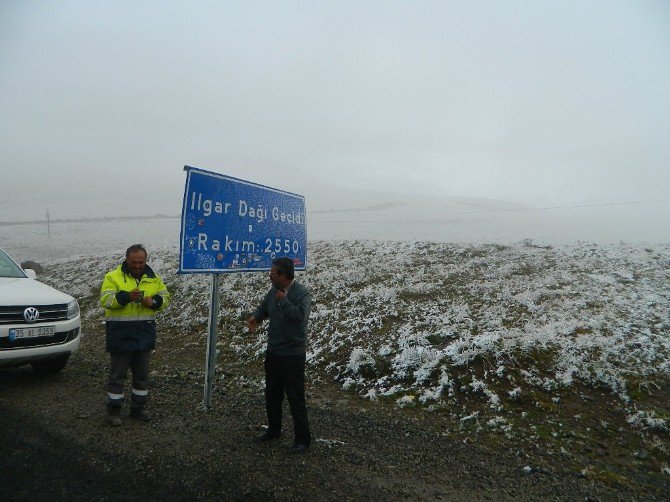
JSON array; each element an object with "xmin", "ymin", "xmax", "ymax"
[
  {"xmin": 106, "ymin": 405, "xmax": 122, "ymax": 427},
  {"xmin": 288, "ymin": 442, "xmax": 309, "ymax": 454},
  {"xmin": 129, "ymin": 408, "xmax": 152, "ymax": 422},
  {"xmin": 254, "ymin": 431, "xmax": 280, "ymax": 444},
  {"xmin": 106, "ymin": 413, "xmax": 122, "ymax": 427}
]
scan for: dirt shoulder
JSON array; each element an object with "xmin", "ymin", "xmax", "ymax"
[{"xmin": 1, "ymin": 324, "xmax": 667, "ymax": 501}]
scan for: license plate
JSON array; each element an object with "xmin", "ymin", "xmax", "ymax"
[{"xmin": 9, "ymin": 326, "xmax": 55, "ymax": 340}]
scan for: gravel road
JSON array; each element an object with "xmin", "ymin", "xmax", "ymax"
[{"xmin": 1, "ymin": 325, "xmax": 666, "ymax": 501}]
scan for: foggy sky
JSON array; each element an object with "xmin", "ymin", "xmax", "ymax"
[{"xmin": 1, "ymin": 0, "xmax": 669, "ymax": 221}]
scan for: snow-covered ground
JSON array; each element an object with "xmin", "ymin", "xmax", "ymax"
[{"xmin": 2, "ymin": 201, "xmax": 669, "ymax": 436}]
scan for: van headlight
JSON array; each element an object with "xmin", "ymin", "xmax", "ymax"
[{"xmin": 67, "ymin": 299, "xmax": 80, "ymax": 319}]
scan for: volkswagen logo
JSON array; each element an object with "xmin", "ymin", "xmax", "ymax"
[{"xmin": 23, "ymin": 307, "xmax": 40, "ymax": 323}]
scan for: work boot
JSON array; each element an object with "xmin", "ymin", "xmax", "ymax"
[
  {"xmin": 106, "ymin": 405, "xmax": 122, "ymax": 427},
  {"xmin": 254, "ymin": 431, "xmax": 280, "ymax": 443},
  {"xmin": 129, "ymin": 406, "xmax": 152, "ymax": 422}
]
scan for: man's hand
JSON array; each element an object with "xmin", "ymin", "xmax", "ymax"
[
  {"xmin": 141, "ymin": 296, "xmax": 154, "ymax": 308},
  {"xmin": 246, "ymin": 316, "xmax": 258, "ymax": 332},
  {"xmin": 275, "ymin": 289, "xmax": 286, "ymax": 301},
  {"xmin": 130, "ymin": 288, "xmax": 142, "ymax": 302}
]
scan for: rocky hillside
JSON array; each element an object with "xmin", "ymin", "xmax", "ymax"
[{"xmin": 35, "ymin": 239, "xmax": 670, "ymax": 492}]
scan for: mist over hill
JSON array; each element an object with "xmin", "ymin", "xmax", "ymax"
[{"xmin": 2, "ymin": 181, "xmax": 669, "ymax": 262}]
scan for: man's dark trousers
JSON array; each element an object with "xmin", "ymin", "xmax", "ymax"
[
  {"xmin": 108, "ymin": 350, "xmax": 151, "ymax": 409},
  {"xmin": 264, "ymin": 351, "xmax": 311, "ymax": 445}
]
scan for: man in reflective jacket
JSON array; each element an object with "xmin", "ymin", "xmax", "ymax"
[{"xmin": 100, "ymin": 244, "xmax": 170, "ymax": 426}]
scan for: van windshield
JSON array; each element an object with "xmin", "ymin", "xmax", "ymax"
[{"xmin": 0, "ymin": 249, "xmax": 26, "ymax": 278}]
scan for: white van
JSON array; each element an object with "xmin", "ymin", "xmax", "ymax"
[{"xmin": 0, "ymin": 247, "xmax": 81, "ymax": 374}]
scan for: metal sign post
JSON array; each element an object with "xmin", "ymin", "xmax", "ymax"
[
  {"xmin": 203, "ymin": 273, "xmax": 221, "ymax": 409},
  {"xmin": 178, "ymin": 165, "xmax": 307, "ymax": 409}
]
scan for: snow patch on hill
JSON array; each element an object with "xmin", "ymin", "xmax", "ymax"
[{"xmin": 37, "ymin": 239, "xmax": 670, "ymax": 434}]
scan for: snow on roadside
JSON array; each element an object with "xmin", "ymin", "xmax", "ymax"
[{"xmin": 39, "ymin": 239, "xmax": 670, "ymax": 427}]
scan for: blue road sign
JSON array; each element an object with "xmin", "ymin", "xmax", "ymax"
[{"xmin": 179, "ymin": 166, "xmax": 307, "ymax": 274}]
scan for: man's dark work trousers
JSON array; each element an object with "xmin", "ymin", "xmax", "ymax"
[
  {"xmin": 108, "ymin": 350, "xmax": 151, "ymax": 408},
  {"xmin": 264, "ymin": 352, "xmax": 311, "ymax": 445}
]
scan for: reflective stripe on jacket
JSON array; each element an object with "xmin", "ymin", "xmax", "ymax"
[{"xmin": 100, "ymin": 262, "xmax": 170, "ymax": 353}]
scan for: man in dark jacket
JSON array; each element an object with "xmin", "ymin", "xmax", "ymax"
[
  {"xmin": 246, "ymin": 257, "xmax": 311, "ymax": 453},
  {"xmin": 100, "ymin": 244, "xmax": 170, "ymax": 426}
]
